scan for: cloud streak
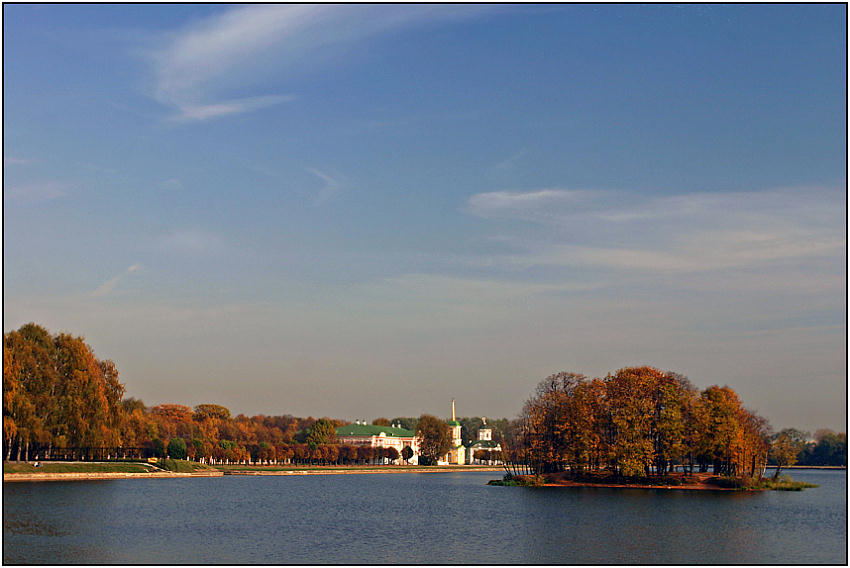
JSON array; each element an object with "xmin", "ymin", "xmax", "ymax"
[
  {"xmin": 5, "ymin": 181, "xmax": 68, "ymax": 203},
  {"xmin": 149, "ymin": 5, "xmax": 486, "ymax": 121},
  {"xmin": 468, "ymin": 185, "xmax": 845, "ymax": 274},
  {"xmin": 308, "ymin": 168, "xmax": 343, "ymax": 205},
  {"xmin": 3, "ymin": 156, "xmax": 34, "ymax": 166},
  {"xmin": 92, "ymin": 264, "xmax": 143, "ymax": 297}
]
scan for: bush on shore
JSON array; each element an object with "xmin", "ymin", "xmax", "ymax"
[
  {"xmin": 711, "ymin": 474, "xmax": 818, "ymax": 491},
  {"xmin": 488, "ymin": 473, "xmax": 546, "ymax": 486}
]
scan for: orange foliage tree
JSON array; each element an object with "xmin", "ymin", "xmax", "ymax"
[{"xmin": 516, "ymin": 366, "xmax": 770, "ymax": 480}]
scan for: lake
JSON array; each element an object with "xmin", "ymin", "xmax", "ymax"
[{"xmin": 3, "ymin": 468, "xmax": 846, "ymax": 564}]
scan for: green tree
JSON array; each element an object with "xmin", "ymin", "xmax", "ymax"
[
  {"xmin": 167, "ymin": 437, "xmax": 188, "ymax": 460},
  {"xmin": 416, "ymin": 414, "xmax": 452, "ymax": 465},
  {"xmin": 401, "ymin": 445, "xmax": 413, "ymax": 464},
  {"xmin": 391, "ymin": 417, "xmax": 419, "ymax": 432},
  {"xmin": 306, "ymin": 418, "xmax": 338, "ymax": 447},
  {"xmin": 804, "ymin": 430, "xmax": 847, "ymax": 466},
  {"xmin": 151, "ymin": 438, "xmax": 166, "ymax": 458}
]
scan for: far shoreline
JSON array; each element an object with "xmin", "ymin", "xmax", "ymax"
[
  {"xmin": 3, "ymin": 462, "xmax": 841, "ymax": 484},
  {"xmin": 4, "ymin": 464, "xmax": 504, "ymax": 483}
]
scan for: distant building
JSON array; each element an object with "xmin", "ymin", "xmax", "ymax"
[
  {"xmin": 466, "ymin": 417, "xmax": 502, "ymax": 464},
  {"xmin": 335, "ymin": 421, "xmax": 420, "ymax": 465},
  {"xmin": 438, "ymin": 399, "xmax": 466, "ymax": 465}
]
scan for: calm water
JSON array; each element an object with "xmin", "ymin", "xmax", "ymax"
[{"xmin": 4, "ymin": 469, "xmax": 846, "ymax": 564}]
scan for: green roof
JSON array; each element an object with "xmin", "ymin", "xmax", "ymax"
[
  {"xmin": 335, "ymin": 424, "xmax": 415, "ymax": 438},
  {"xmin": 447, "ymin": 420, "xmax": 461, "ymax": 426},
  {"xmin": 467, "ymin": 440, "xmax": 500, "ymax": 448}
]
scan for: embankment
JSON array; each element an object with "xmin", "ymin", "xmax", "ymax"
[{"xmin": 4, "ymin": 471, "xmax": 224, "ymax": 482}]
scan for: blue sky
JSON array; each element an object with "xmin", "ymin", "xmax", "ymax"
[{"xmin": 3, "ymin": 4, "xmax": 846, "ymax": 432}]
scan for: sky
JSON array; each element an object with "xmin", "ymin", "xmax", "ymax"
[{"xmin": 3, "ymin": 4, "xmax": 846, "ymax": 433}]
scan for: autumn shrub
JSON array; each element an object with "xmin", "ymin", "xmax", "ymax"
[
  {"xmin": 760, "ymin": 475, "xmax": 819, "ymax": 491},
  {"xmin": 488, "ymin": 474, "xmax": 519, "ymax": 486},
  {"xmin": 515, "ymin": 474, "xmax": 547, "ymax": 487}
]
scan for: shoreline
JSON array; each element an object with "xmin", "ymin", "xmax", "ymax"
[
  {"xmin": 5, "ymin": 465, "xmax": 840, "ymax": 483},
  {"xmin": 536, "ymin": 479, "xmax": 737, "ymax": 491},
  {"xmin": 4, "ymin": 471, "xmax": 224, "ymax": 482},
  {"xmin": 4, "ymin": 466, "xmax": 503, "ymax": 483},
  {"xmin": 222, "ymin": 466, "xmax": 503, "ymax": 476}
]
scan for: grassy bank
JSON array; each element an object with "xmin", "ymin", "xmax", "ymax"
[
  {"xmin": 712, "ymin": 474, "xmax": 819, "ymax": 491},
  {"xmin": 4, "ymin": 461, "xmax": 154, "ymax": 474},
  {"xmin": 156, "ymin": 459, "xmax": 218, "ymax": 473},
  {"xmin": 5, "ymin": 461, "xmax": 499, "ymax": 476}
]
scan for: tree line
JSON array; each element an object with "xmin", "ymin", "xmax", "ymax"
[
  {"xmin": 4, "ymin": 324, "xmax": 385, "ymax": 463},
  {"xmin": 768, "ymin": 427, "xmax": 846, "ymax": 478},
  {"xmin": 5, "ymin": 325, "xmax": 843, "ymax": 474},
  {"xmin": 3, "ymin": 324, "xmax": 499, "ymax": 465},
  {"xmin": 510, "ymin": 367, "xmax": 778, "ymax": 480}
]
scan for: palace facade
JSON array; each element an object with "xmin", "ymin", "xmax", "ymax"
[{"xmin": 335, "ymin": 422, "xmax": 420, "ymax": 465}]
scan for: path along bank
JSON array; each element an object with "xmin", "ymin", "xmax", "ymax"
[{"xmin": 4, "ymin": 466, "xmax": 503, "ymax": 482}]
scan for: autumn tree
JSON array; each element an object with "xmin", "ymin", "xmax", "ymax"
[
  {"xmin": 401, "ymin": 445, "xmax": 413, "ymax": 464},
  {"xmin": 194, "ymin": 404, "xmax": 231, "ymax": 421},
  {"xmin": 770, "ymin": 429, "xmax": 807, "ymax": 479},
  {"xmin": 416, "ymin": 414, "xmax": 452, "ymax": 465},
  {"xmin": 513, "ymin": 366, "xmax": 770, "ymax": 481},
  {"xmin": 385, "ymin": 446, "xmax": 400, "ymax": 464},
  {"xmin": 357, "ymin": 445, "xmax": 375, "ymax": 464},
  {"xmin": 3, "ymin": 324, "xmax": 126, "ymax": 460},
  {"xmin": 372, "ymin": 418, "xmax": 391, "ymax": 426}
]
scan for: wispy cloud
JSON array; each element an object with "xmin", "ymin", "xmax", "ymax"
[
  {"xmin": 5, "ymin": 181, "xmax": 68, "ymax": 203},
  {"xmin": 170, "ymin": 95, "xmax": 295, "ymax": 123},
  {"xmin": 308, "ymin": 168, "xmax": 343, "ymax": 205},
  {"xmin": 3, "ymin": 156, "xmax": 34, "ymax": 166},
  {"xmin": 92, "ymin": 264, "xmax": 143, "ymax": 297},
  {"xmin": 147, "ymin": 5, "xmax": 488, "ymax": 122},
  {"xmin": 158, "ymin": 178, "xmax": 183, "ymax": 191},
  {"xmin": 468, "ymin": 185, "xmax": 846, "ymax": 274},
  {"xmin": 493, "ymin": 150, "xmax": 527, "ymax": 171}
]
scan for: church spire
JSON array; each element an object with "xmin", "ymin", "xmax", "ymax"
[{"xmin": 451, "ymin": 398, "xmax": 456, "ymax": 422}]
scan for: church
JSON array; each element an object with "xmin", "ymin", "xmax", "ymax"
[
  {"xmin": 466, "ymin": 417, "xmax": 502, "ymax": 465},
  {"xmin": 438, "ymin": 399, "xmax": 465, "ymax": 465}
]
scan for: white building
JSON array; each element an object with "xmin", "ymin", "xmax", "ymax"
[
  {"xmin": 466, "ymin": 417, "xmax": 502, "ymax": 464},
  {"xmin": 335, "ymin": 421, "xmax": 420, "ymax": 464}
]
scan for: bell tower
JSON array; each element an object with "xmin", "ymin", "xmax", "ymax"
[
  {"xmin": 449, "ymin": 399, "xmax": 462, "ymax": 444},
  {"xmin": 478, "ymin": 417, "xmax": 492, "ymax": 441}
]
